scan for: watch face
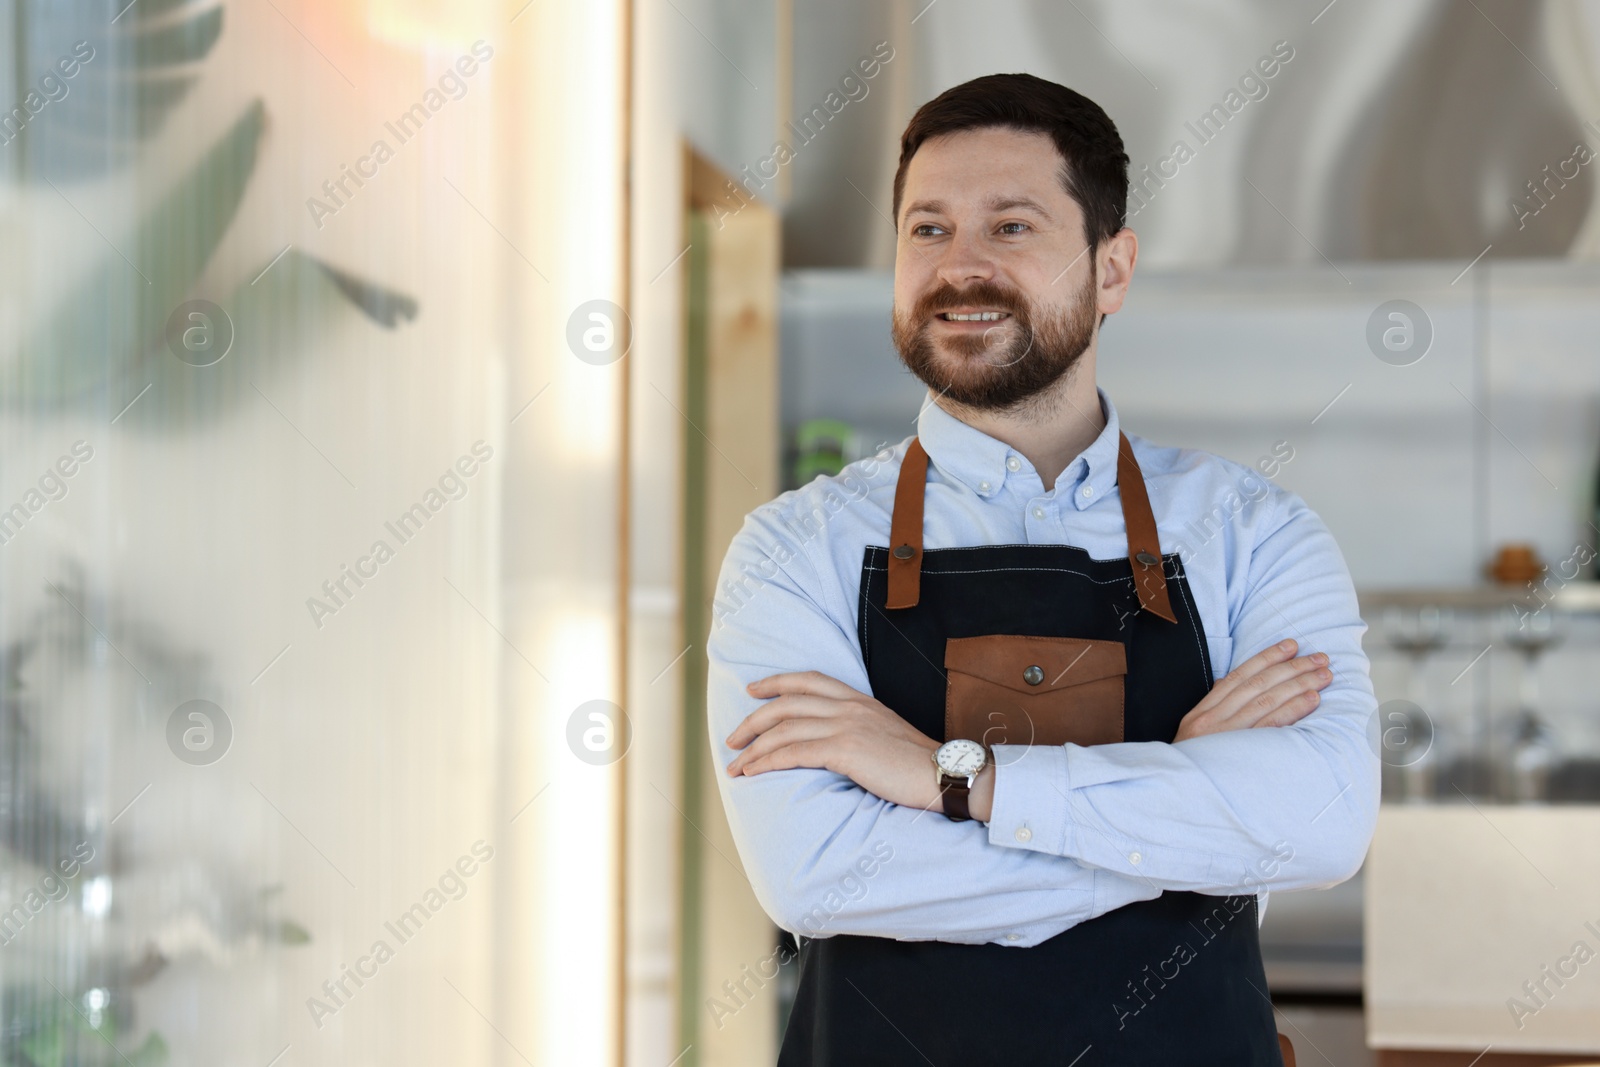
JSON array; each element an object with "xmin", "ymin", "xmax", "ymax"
[{"xmin": 936, "ymin": 738, "xmax": 986, "ymax": 777}]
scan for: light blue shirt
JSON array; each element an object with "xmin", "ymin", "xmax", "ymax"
[{"xmin": 706, "ymin": 386, "xmax": 1379, "ymax": 947}]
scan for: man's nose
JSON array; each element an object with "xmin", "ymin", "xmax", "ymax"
[{"xmin": 936, "ymin": 228, "xmax": 998, "ymax": 289}]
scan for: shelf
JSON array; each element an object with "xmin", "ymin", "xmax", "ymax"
[{"xmin": 1356, "ymin": 581, "xmax": 1600, "ymax": 614}]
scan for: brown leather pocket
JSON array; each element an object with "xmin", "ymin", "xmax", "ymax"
[{"xmin": 944, "ymin": 635, "xmax": 1126, "ymax": 748}]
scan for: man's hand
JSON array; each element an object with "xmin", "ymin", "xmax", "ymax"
[
  {"xmin": 1174, "ymin": 638, "xmax": 1331, "ymax": 742},
  {"xmin": 726, "ymin": 638, "xmax": 1330, "ymax": 817},
  {"xmin": 725, "ymin": 671, "xmax": 946, "ymax": 812}
]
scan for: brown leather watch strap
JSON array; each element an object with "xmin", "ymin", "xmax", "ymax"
[
  {"xmin": 939, "ymin": 774, "xmax": 973, "ymax": 822},
  {"xmin": 886, "ymin": 437, "xmax": 929, "ymax": 609},
  {"xmin": 1116, "ymin": 432, "xmax": 1177, "ymax": 624}
]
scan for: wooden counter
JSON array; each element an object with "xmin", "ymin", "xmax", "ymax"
[{"xmin": 1366, "ymin": 805, "xmax": 1600, "ymax": 1062}]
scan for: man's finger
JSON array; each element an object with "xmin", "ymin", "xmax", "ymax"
[
  {"xmin": 726, "ymin": 693, "xmax": 847, "ymax": 748},
  {"xmin": 746, "ymin": 670, "xmax": 861, "ymax": 701},
  {"xmin": 1202, "ymin": 647, "xmax": 1324, "ymax": 716},
  {"xmin": 1206, "ymin": 639, "xmax": 1299, "ymax": 701},
  {"xmin": 1222, "ymin": 670, "xmax": 1329, "ymax": 730},
  {"xmin": 1188, "ymin": 640, "xmax": 1296, "ymax": 717},
  {"xmin": 1255, "ymin": 688, "xmax": 1322, "ymax": 729},
  {"xmin": 727, "ymin": 718, "xmax": 835, "ymax": 775},
  {"xmin": 736, "ymin": 737, "xmax": 839, "ymax": 777},
  {"xmin": 1210, "ymin": 655, "xmax": 1330, "ymax": 722}
]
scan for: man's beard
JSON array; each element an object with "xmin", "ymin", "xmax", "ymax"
[{"xmin": 890, "ymin": 269, "xmax": 1098, "ymax": 414}]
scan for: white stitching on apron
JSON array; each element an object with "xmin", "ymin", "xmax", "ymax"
[
  {"xmin": 1165, "ymin": 555, "xmax": 1210, "ymax": 691},
  {"xmin": 860, "ymin": 556, "xmax": 873, "ymax": 668}
]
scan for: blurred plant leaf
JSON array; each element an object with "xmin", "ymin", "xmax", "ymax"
[
  {"xmin": 7, "ymin": 993, "xmax": 169, "ymax": 1067},
  {"xmin": 117, "ymin": 248, "xmax": 421, "ymax": 430},
  {"xmin": 14, "ymin": 0, "xmax": 224, "ymax": 183},
  {"xmin": 125, "ymin": 1030, "xmax": 169, "ymax": 1066},
  {"xmin": 5, "ymin": 97, "xmax": 264, "ymax": 406},
  {"xmin": 317, "ymin": 258, "xmax": 419, "ymax": 329}
]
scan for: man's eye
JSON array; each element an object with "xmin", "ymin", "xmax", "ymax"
[
  {"xmin": 911, "ymin": 224, "xmax": 945, "ymax": 237},
  {"xmin": 999, "ymin": 222, "xmax": 1029, "ymax": 235}
]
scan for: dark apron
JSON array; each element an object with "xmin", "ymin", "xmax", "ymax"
[{"xmin": 778, "ymin": 433, "xmax": 1284, "ymax": 1066}]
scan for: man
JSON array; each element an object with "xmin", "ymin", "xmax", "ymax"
[{"xmin": 708, "ymin": 73, "xmax": 1378, "ymax": 1065}]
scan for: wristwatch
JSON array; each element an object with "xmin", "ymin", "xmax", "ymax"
[{"xmin": 932, "ymin": 738, "xmax": 989, "ymax": 822}]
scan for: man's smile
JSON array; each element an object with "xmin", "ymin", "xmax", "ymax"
[{"xmin": 934, "ymin": 308, "xmax": 1013, "ymax": 327}]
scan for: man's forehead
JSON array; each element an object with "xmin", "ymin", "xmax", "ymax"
[
  {"xmin": 900, "ymin": 127, "xmax": 1070, "ymax": 217},
  {"xmin": 902, "ymin": 193, "xmax": 1059, "ymax": 222}
]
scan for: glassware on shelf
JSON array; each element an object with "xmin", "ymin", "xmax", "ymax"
[
  {"xmin": 1380, "ymin": 606, "xmax": 1450, "ymax": 801},
  {"xmin": 1506, "ymin": 710, "xmax": 1560, "ymax": 803},
  {"xmin": 1497, "ymin": 608, "xmax": 1564, "ymax": 802}
]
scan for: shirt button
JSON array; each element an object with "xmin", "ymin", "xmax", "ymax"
[
  {"xmin": 1006, "ymin": 933, "xmax": 1021, "ymax": 942},
  {"xmin": 1015, "ymin": 826, "xmax": 1033, "ymax": 843},
  {"xmin": 1006, "ymin": 456, "xmax": 1022, "ymax": 472},
  {"xmin": 1032, "ymin": 507, "xmax": 1045, "ymax": 520},
  {"xmin": 1081, "ymin": 485, "xmax": 1094, "ymax": 498},
  {"xmin": 1128, "ymin": 851, "xmax": 1142, "ymax": 865},
  {"xmin": 978, "ymin": 480, "xmax": 991, "ymax": 493}
]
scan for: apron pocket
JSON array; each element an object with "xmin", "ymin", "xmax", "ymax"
[{"xmin": 944, "ymin": 634, "xmax": 1127, "ymax": 748}]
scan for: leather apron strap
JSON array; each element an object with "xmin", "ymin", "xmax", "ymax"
[
  {"xmin": 1116, "ymin": 432, "xmax": 1178, "ymax": 624},
  {"xmin": 886, "ymin": 432, "xmax": 1177, "ymax": 623}
]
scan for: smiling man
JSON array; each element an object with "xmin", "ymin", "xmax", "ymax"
[{"xmin": 707, "ymin": 73, "xmax": 1378, "ymax": 1065}]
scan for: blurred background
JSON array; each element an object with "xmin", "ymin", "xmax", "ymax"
[{"xmin": 1, "ymin": 0, "xmax": 1598, "ymax": 1064}]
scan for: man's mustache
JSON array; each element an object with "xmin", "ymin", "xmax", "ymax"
[{"xmin": 915, "ymin": 284, "xmax": 1028, "ymax": 319}]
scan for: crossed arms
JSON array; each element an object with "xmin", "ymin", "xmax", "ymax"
[{"xmin": 706, "ymin": 490, "xmax": 1380, "ymax": 946}]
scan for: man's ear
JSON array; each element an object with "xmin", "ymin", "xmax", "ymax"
[{"xmin": 1095, "ymin": 227, "xmax": 1138, "ymax": 318}]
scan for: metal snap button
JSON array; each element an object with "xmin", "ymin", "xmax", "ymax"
[
  {"xmin": 893, "ymin": 544, "xmax": 915, "ymax": 560},
  {"xmin": 1135, "ymin": 550, "xmax": 1159, "ymax": 566},
  {"xmin": 1023, "ymin": 665, "xmax": 1044, "ymax": 686}
]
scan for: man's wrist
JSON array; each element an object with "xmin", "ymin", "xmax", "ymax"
[{"xmin": 966, "ymin": 759, "xmax": 995, "ymax": 823}]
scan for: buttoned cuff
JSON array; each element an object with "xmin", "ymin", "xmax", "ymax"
[{"xmin": 986, "ymin": 743, "xmax": 1074, "ymax": 856}]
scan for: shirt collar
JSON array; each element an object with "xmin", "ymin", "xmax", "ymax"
[{"xmin": 914, "ymin": 386, "xmax": 1122, "ymax": 510}]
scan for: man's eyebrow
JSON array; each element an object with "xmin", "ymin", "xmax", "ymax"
[
  {"xmin": 901, "ymin": 195, "xmax": 1055, "ymax": 221},
  {"xmin": 986, "ymin": 195, "xmax": 1053, "ymax": 220},
  {"xmin": 901, "ymin": 198, "xmax": 949, "ymax": 219}
]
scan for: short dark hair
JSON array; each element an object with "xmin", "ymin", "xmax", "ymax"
[{"xmin": 892, "ymin": 73, "xmax": 1130, "ymax": 249}]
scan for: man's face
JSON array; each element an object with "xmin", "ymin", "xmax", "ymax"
[{"xmin": 891, "ymin": 126, "xmax": 1101, "ymax": 412}]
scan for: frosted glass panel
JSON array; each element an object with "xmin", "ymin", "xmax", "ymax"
[{"xmin": 0, "ymin": 1, "xmax": 622, "ymax": 1064}]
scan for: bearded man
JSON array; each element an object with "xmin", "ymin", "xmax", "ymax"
[{"xmin": 708, "ymin": 72, "xmax": 1376, "ymax": 1066}]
